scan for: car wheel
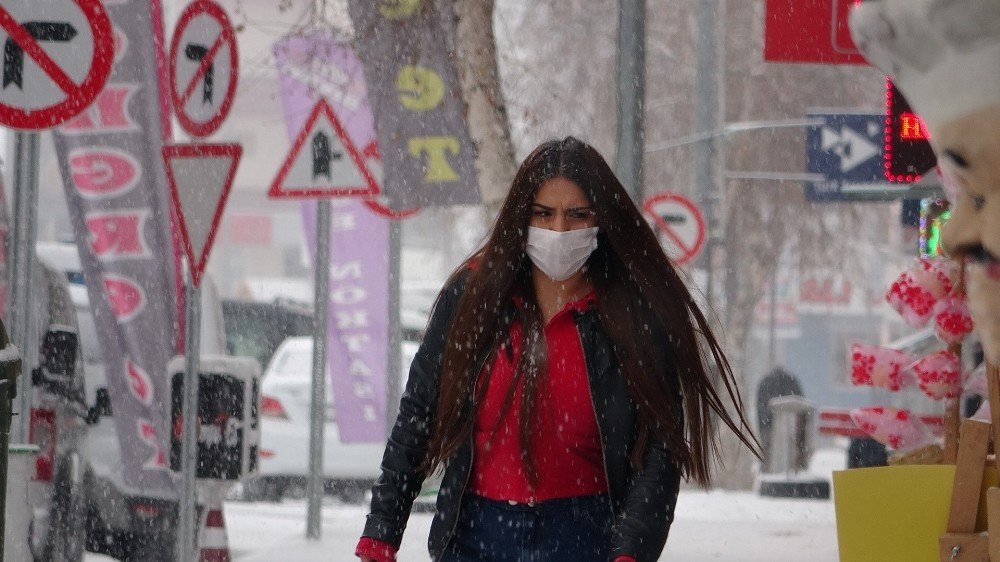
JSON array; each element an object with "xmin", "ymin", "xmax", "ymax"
[
  {"xmin": 122, "ymin": 532, "xmax": 174, "ymax": 562},
  {"xmin": 334, "ymin": 480, "xmax": 367, "ymax": 504},
  {"xmin": 245, "ymin": 476, "xmax": 287, "ymax": 502},
  {"xmin": 84, "ymin": 505, "xmax": 123, "ymax": 559},
  {"xmin": 39, "ymin": 454, "xmax": 86, "ymax": 562}
]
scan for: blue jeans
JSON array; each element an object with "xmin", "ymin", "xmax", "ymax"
[{"xmin": 439, "ymin": 494, "xmax": 614, "ymax": 562}]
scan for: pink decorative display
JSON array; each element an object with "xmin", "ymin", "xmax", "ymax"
[
  {"xmin": 885, "ymin": 259, "xmax": 956, "ymax": 328},
  {"xmin": 965, "ymin": 363, "xmax": 987, "ymax": 397},
  {"xmin": 850, "ymin": 406, "xmax": 931, "ymax": 451},
  {"xmin": 911, "ymin": 350, "xmax": 962, "ymax": 400},
  {"xmin": 850, "ymin": 344, "xmax": 915, "ymax": 392},
  {"xmin": 933, "ymin": 296, "xmax": 974, "ymax": 345}
]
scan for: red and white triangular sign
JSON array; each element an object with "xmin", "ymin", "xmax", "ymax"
[
  {"xmin": 268, "ymin": 98, "xmax": 380, "ymax": 199},
  {"xmin": 162, "ymin": 143, "xmax": 242, "ymax": 286}
]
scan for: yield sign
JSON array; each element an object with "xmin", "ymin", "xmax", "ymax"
[
  {"xmin": 643, "ymin": 192, "xmax": 706, "ymax": 266},
  {"xmin": 168, "ymin": 0, "xmax": 238, "ymax": 138},
  {"xmin": 163, "ymin": 143, "xmax": 242, "ymax": 286},
  {"xmin": 269, "ymin": 98, "xmax": 380, "ymax": 199},
  {"xmin": 0, "ymin": 0, "xmax": 114, "ymax": 130}
]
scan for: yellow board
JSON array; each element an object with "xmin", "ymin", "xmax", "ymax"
[{"xmin": 833, "ymin": 466, "xmax": 998, "ymax": 561}]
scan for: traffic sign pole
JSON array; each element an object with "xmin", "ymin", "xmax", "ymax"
[
  {"xmin": 9, "ymin": 131, "xmax": 39, "ymax": 443},
  {"xmin": 162, "ymin": 143, "xmax": 240, "ymax": 560},
  {"xmin": 178, "ymin": 272, "xmax": 202, "ymax": 562},
  {"xmin": 307, "ymin": 200, "xmax": 331, "ymax": 539},
  {"xmin": 386, "ymin": 219, "xmax": 402, "ymax": 437}
]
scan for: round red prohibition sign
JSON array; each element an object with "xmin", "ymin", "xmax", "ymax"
[
  {"xmin": 643, "ymin": 192, "xmax": 706, "ymax": 266},
  {"xmin": 168, "ymin": 0, "xmax": 238, "ymax": 137},
  {"xmin": 0, "ymin": 0, "xmax": 114, "ymax": 130},
  {"xmin": 360, "ymin": 141, "xmax": 421, "ymax": 220}
]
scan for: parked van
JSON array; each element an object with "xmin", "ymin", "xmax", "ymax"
[{"xmin": 36, "ymin": 241, "xmax": 228, "ymax": 561}]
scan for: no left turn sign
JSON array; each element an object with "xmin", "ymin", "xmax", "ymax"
[
  {"xmin": 643, "ymin": 192, "xmax": 706, "ymax": 266},
  {"xmin": 169, "ymin": 0, "xmax": 238, "ymax": 138},
  {"xmin": 0, "ymin": 0, "xmax": 114, "ymax": 130}
]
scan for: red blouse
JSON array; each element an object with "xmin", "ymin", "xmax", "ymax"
[
  {"xmin": 356, "ymin": 291, "xmax": 636, "ymax": 562},
  {"xmin": 469, "ymin": 291, "xmax": 608, "ymax": 502}
]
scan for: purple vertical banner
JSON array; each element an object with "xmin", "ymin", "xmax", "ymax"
[
  {"xmin": 49, "ymin": 2, "xmax": 177, "ymax": 490},
  {"xmin": 274, "ymin": 32, "xmax": 390, "ymax": 442}
]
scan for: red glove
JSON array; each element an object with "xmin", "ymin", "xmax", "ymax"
[
  {"xmin": 614, "ymin": 557, "xmax": 637, "ymax": 562},
  {"xmin": 355, "ymin": 537, "xmax": 396, "ymax": 562}
]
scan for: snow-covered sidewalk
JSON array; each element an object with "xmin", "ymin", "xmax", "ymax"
[
  {"xmin": 85, "ymin": 448, "xmax": 846, "ymax": 561},
  {"xmin": 221, "ymin": 488, "xmax": 838, "ymax": 561}
]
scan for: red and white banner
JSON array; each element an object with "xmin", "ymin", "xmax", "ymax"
[{"xmin": 50, "ymin": 0, "xmax": 178, "ymax": 491}]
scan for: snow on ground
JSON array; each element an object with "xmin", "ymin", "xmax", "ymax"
[
  {"xmin": 218, "ymin": 488, "xmax": 838, "ymax": 561},
  {"xmin": 86, "ymin": 447, "xmax": 847, "ymax": 561}
]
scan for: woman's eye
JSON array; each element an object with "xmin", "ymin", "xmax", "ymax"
[{"xmin": 533, "ymin": 210, "xmax": 550, "ymax": 217}]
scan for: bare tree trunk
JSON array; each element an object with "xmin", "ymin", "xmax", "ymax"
[{"xmin": 452, "ymin": 0, "xmax": 517, "ymax": 216}]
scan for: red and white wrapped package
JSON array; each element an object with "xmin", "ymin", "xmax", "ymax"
[
  {"xmin": 850, "ymin": 406, "xmax": 932, "ymax": 451},
  {"xmin": 933, "ymin": 296, "xmax": 974, "ymax": 345},
  {"xmin": 885, "ymin": 259, "xmax": 956, "ymax": 328},
  {"xmin": 911, "ymin": 350, "xmax": 962, "ymax": 400},
  {"xmin": 849, "ymin": 344, "xmax": 915, "ymax": 392}
]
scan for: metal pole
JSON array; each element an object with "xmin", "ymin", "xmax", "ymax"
[
  {"xmin": 177, "ymin": 275, "xmax": 202, "ymax": 562},
  {"xmin": 9, "ymin": 131, "xmax": 39, "ymax": 443},
  {"xmin": 767, "ymin": 270, "xmax": 777, "ymax": 368},
  {"xmin": 615, "ymin": 0, "xmax": 646, "ymax": 202},
  {"xmin": 0, "ymin": 320, "xmax": 21, "ymax": 561},
  {"xmin": 695, "ymin": 0, "xmax": 719, "ymax": 308},
  {"xmin": 386, "ymin": 219, "xmax": 402, "ymax": 436},
  {"xmin": 307, "ymin": 199, "xmax": 332, "ymax": 539}
]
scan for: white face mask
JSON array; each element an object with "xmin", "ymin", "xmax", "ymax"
[{"xmin": 525, "ymin": 226, "xmax": 599, "ymax": 281}]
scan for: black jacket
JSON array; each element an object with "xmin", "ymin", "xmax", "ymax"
[{"xmin": 363, "ymin": 272, "xmax": 682, "ymax": 562}]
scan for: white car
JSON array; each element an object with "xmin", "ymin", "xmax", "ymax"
[{"xmin": 249, "ymin": 336, "xmax": 419, "ymax": 502}]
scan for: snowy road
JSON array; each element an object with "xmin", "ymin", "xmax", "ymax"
[
  {"xmin": 221, "ymin": 490, "xmax": 838, "ymax": 562},
  {"xmin": 85, "ymin": 449, "xmax": 846, "ymax": 561},
  {"xmin": 85, "ymin": 490, "xmax": 839, "ymax": 561}
]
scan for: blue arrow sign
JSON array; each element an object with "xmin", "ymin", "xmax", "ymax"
[{"xmin": 805, "ymin": 112, "xmax": 884, "ymax": 202}]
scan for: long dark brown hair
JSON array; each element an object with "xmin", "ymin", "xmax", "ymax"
[{"xmin": 422, "ymin": 137, "xmax": 759, "ymax": 487}]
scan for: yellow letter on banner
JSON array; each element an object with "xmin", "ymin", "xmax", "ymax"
[
  {"xmin": 378, "ymin": 0, "xmax": 421, "ymax": 19},
  {"xmin": 396, "ymin": 66, "xmax": 445, "ymax": 112},
  {"xmin": 408, "ymin": 137, "xmax": 460, "ymax": 182}
]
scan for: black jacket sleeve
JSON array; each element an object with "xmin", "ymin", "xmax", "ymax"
[
  {"xmin": 611, "ymin": 437, "xmax": 682, "ymax": 562},
  {"xmin": 361, "ymin": 271, "xmax": 468, "ymax": 547}
]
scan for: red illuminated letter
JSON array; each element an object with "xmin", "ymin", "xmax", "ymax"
[{"xmin": 900, "ymin": 113, "xmax": 929, "ymax": 140}]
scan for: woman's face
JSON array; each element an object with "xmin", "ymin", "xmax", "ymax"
[{"xmin": 529, "ymin": 177, "xmax": 597, "ymax": 232}]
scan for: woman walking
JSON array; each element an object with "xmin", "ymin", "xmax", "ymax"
[{"xmin": 356, "ymin": 137, "xmax": 759, "ymax": 562}]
